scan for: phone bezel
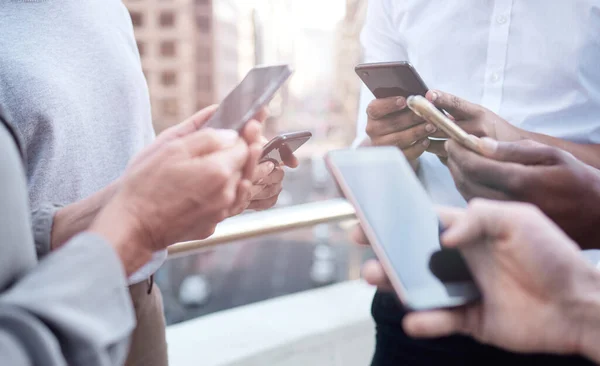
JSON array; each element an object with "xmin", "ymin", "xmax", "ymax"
[{"xmin": 325, "ymin": 147, "xmax": 480, "ymax": 310}]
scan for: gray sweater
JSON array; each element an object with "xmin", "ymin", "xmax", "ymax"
[
  {"xmin": 0, "ymin": 0, "xmax": 166, "ymax": 281},
  {"xmin": 0, "ymin": 120, "xmax": 135, "ymax": 366}
]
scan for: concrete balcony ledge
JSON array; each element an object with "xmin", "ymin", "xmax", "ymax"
[{"xmin": 167, "ymin": 280, "xmax": 376, "ymax": 366}]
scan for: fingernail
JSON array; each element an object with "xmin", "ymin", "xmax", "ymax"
[
  {"xmin": 266, "ymin": 161, "xmax": 275, "ymax": 172},
  {"xmin": 480, "ymin": 137, "xmax": 498, "ymax": 153},
  {"xmin": 422, "ymin": 139, "xmax": 431, "ymax": 147},
  {"xmin": 444, "ymin": 140, "xmax": 450, "ymax": 151},
  {"xmin": 396, "ymin": 97, "xmax": 406, "ymax": 109},
  {"xmin": 215, "ymin": 129, "xmax": 239, "ymax": 145},
  {"xmin": 431, "ymin": 91, "xmax": 439, "ymax": 102},
  {"xmin": 425, "ymin": 124, "xmax": 436, "ymax": 133}
]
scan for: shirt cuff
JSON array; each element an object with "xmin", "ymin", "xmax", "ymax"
[{"xmin": 31, "ymin": 204, "xmax": 63, "ymax": 259}]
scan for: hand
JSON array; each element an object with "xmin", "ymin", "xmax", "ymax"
[
  {"xmin": 91, "ymin": 127, "xmax": 258, "ymax": 275},
  {"xmin": 424, "ymin": 90, "xmax": 519, "ymax": 159},
  {"xmin": 445, "ymin": 138, "xmax": 600, "ymax": 249},
  {"xmin": 365, "ymin": 97, "xmax": 438, "ymax": 161},
  {"xmin": 403, "ymin": 200, "xmax": 600, "ymax": 359},
  {"xmin": 229, "ymin": 137, "xmax": 299, "ymax": 214}
]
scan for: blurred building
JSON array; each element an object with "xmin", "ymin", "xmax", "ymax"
[
  {"xmin": 333, "ymin": 0, "xmax": 367, "ymax": 142},
  {"xmin": 124, "ymin": 0, "xmax": 256, "ymax": 133}
]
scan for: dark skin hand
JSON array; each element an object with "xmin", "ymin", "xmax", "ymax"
[
  {"xmin": 425, "ymin": 90, "xmax": 600, "ymax": 169},
  {"xmin": 446, "ymin": 138, "xmax": 600, "ymax": 249}
]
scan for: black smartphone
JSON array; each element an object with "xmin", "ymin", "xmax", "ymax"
[
  {"xmin": 260, "ymin": 131, "xmax": 312, "ymax": 164},
  {"xmin": 355, "ymin": 61, "xmax": 429, "ymax": 99},
  {"xmin": 325, "ymin": 147, "xmax": 480, "ymax": 310},
  {"xmin": 205, "ymin": 64, "xmax": 293, "ymax": 132}
]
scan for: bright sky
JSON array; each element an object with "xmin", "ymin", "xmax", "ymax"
[{"xmin": 293, "ymin": 0, "xmax": 346, "ymax": 30}]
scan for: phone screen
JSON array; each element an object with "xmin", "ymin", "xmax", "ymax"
[
  {"xmin": 205, "ymin": 65, "xmax": 292, "ymax": 131},
  {"xmin": 327, "ymin": 147, "xmax": 479, "ymax": 309}
]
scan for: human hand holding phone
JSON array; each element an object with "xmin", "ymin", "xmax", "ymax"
[{"xmin": 356, "ymin": 62, "xmax": 440, "ymax": 162}]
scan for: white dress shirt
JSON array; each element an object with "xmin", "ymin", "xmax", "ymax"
[{"xmin": 355, "ymin": 0, "xmax": 600, "ymax": 207}]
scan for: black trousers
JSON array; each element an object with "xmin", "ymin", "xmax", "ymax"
[{"xmin": 371, "ymin": 291, "xmax": 595, "ymax": 366}]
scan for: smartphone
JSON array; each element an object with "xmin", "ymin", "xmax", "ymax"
[
  {"xmin": 205, "ymin": 64, "xmax": 293, "ymax": 132},
  {"xmin": 325, "ymin": 147, "xmax": 480, "ymax": 310},
  {"xmin": 261, "ymin": 131, "xmax": 312, "ymax": 164},
  {"xmin": 407, "ymin": 95, "xmax": 483, "ymax": 154},
  {"xmin": 355, "ymin": 61, "xmax": 429, "ymax": 99}
]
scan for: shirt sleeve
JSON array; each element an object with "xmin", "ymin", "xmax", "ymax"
[
  {"xmin": 31, "ymin": 204, "xmax": 63, "ymax": 259},
  {"xmin": 353, "ymin": 0, "xmax": 409, "ymax": 147},
  {"xmin": 0, "ymin": 233, "xmax": 135, "ymax": 366}
]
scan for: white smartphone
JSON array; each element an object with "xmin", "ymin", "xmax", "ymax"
[
  {"xmin": 205, "ymin": 64, "xmax": 293, "ymax": 132},
  {"xmin": 325, "ymin": 147, "xmax": 480, "ymax": 310}
]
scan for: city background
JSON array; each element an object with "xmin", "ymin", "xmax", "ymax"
[{"xmin": 123, "ymin": 0, "xmax": 368, "ymax": 325}]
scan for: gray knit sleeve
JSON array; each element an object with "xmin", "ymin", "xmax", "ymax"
[{"xmin": 31, "ymin": 204, "xmax": 63, "ymax": 258}]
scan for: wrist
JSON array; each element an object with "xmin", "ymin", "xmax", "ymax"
[{"xmin": 89, "ymin": 198, "xmax": 153, "ymax": 276}]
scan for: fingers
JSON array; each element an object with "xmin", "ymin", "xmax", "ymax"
[
  {"xmin": 436, "ymin": 206, "xmax": 466, "ymax": 229},
  {"xmin": 427, "ymin": 90, "xmax": 481, "ymax": 121},
  {"xmin": 480, "ymin": 138, "xmax": 564, "ymax": 166},
  {"xmin": 402, "ymin": 138, "xmax": 431, "ymax": 161},
  {"xmin": 241, "ymin": 120, "xmax": 263, "ymax": 146},
  {"xmin": 441, "ymin": 199, "xmax": 516, "ymax": 248},
  {"xmin": 258, "ymin": 166, "xmax": 284, "ymax": 186},
  {"xmin": 371, "ymin": 123, "xmax": 436, "ymax": 148},
  {"xmin": 183, "ymin": 128, "xmax": 240, "ymax": 157},
  {"xmin": 426, "ymin": 139, "xmax": 448, "ymax": 158},
  {"xmin": 228, "ymin": 179, "xmax": 253, "ymax": 217},
  {"xmin": 253, "ymin": 107, "xmax": 270, "ymax": 124},
  {"xmin": 350, "ymin": 225, "xmax": 369, "ymax": 245},
  {"xmin": 159, "ymin": 105, "xmax": 220, "ymax": 141},
  {"xmin": 403, "ymin": 310, "xmax": 467, "ymax": 339},
  {"xmin": 445, "ymin": 139, "xmax": 529, "ymax": 195},
  {"xmin": 252, "ymin": 161, "xmax": 276, "ymax": 183},
  {"xmin": 366, "ymin": 96, "xmax": 408, "ymax": 120},
  {"xmin": 252, "ymin": 183, "xmax": 282, "ymax": 200},
  {"xmin": 446, "ymin": 154, "xmax": 512, "ymax": 201},
  {"xmin": 243, "ymin": 143, "xmax": 262, "ymax": 181},
  {"xmin": 197, "ymin": 140, "xmax": 250, "ymax": 184},
  {"xmin": 361, "ymin": 259, "xmax": 393, "ymax": 291},
  {"xmin": 279, "ymin": 144, "xmax": 300, "ymax": 168},
  {"xmin": 247, "ymin": 194, "xmax": 279, "ymax": 211}
]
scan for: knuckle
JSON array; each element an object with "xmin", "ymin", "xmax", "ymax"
[{"xmin": 451, "ymin": 95, "xmax": 462, "ymax": 109}]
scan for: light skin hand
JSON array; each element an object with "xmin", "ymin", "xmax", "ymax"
[
  {"xmin": 49, "ymin": 106, "xmax": 266, "ymax": 251},
  {"xmin": 353, "ymin": 200, "xmax": 600, "ymax": 361},
  {"xmin": 90, "ymin": 127, "xmax": 252, "ymax": 275}
]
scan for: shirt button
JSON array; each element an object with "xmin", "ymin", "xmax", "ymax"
[
  {"xmin": 496, "ymin": 15, "xmax": 508, "ymax": 25},
  {"xmin": 490, "ymin": 73, "xmax": 500, "ymax": 82}
]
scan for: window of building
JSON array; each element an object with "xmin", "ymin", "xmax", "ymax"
[
  {"xmin": 196, "ymin": 15, "xmax": 211, "ymax": 32},
  {"xmin": 137, "ymin": 41, "xmax": 145, "ymax": 56},
  {"xmin": 159, "ymin": 11, "xmax": 176, "ymax": 27},
  {"xmin": 160, "ymin": 41, "xmax": 176, "ymax": 57},
  {"xmin": 162, "ymin": 99, "xmax": 179, "ymax": 117},
  {"xmin": 161, "ymin": 71, "xmax": 177, "ymax": 86},
  {"xmin": 130, "ymin": 12, "xmax": 143, "ymax": 27}
]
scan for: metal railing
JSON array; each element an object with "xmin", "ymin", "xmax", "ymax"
[{"xmin": 168, "ymin": 198, "xmax": 358, "ymax": 259}]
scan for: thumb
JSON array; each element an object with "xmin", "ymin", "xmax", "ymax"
[
  {"xmin": 158, "ymin": 105, "xmax": 219, "ymax": 142},
  {"xmin": 479, "ymin": 138, "xmax": 563, "ymax": 166},
  {"xmin": 426, "ymin": 90, "xmax": 481, "ymax": 120}
]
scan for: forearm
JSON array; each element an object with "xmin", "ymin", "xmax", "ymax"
[{"xmin": 50, "ymin": 180, "xmax": 120, "ymax": 251}]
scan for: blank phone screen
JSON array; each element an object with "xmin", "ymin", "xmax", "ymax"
[
  {"xmin": 329, "ymin": 148, "xmax": 475, "ymax": 302},
  {"xmin": 205, "ymin": 65, "xmax": 292, "ymax": 131}
]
